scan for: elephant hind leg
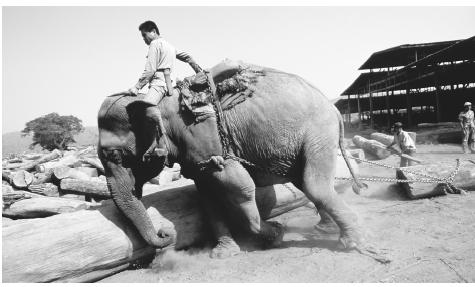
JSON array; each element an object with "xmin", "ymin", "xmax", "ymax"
[{"xmin": 300, "ymin": 152, "xmax": 363, "ymax": 250}]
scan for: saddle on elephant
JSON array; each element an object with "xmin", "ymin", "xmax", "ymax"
[{"xmin": 177, "ymin": 59, "xmax": 266, "ymax": 122}]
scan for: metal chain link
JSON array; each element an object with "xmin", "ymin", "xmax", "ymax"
[{"xmin": 336, "ymin": 154, "xmax": 462, "ymax": 185}]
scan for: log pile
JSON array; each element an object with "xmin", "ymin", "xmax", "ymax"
[{"xmin": 2, "ymin": 147, "xmax": 184, "ymax": 219}]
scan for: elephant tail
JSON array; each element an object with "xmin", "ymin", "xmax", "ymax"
[{"xmin": 335, "ymin": 106, "xmax": 368, "ymax": 195}]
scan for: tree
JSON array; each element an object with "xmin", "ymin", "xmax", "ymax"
[{"xmin": 22, "ymin": 113, "xmax": 84, "ymax": 151}]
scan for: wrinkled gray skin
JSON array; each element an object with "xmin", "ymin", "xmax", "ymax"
[{"xmin": 98, "ymin": 66, "xmax": 365, "ymax": 258}]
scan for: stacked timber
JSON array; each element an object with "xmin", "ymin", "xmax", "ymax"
[
  {"xmin": 352, "ymin": 135, "xmax": 391, "ymax": 159},
  {"xmin": 2, "ymin": 146, "xmax": 186, "ymax": 220},
  {"xmin": 396, "ymin": 160, "xmax": 475, "ymax": 199}
]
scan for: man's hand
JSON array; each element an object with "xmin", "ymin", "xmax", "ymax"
[{"xmin": 128, "ymin": 87, "xmax": 139, "ymax": 96}]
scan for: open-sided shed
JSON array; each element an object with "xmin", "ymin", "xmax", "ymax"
[{"xmin": 335, "ymin": 36, "xmax": 475, "ymax": 130}]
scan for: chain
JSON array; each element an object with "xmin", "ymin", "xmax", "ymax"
[{"xmin": 336, "ymin": 154, "xmax": 462, "ymax": 185}]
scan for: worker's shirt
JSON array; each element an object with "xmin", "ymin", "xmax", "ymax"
[
  {"xmin": 134, "ymin": 37, "xmax": 178, "ymax": 90},
  {"xmin": 458, "ymin": 110, "xmax": 474, "ymax": 128},
  {"xmin": 392, "ymin": 131, "xmax": 416, "ymax": 151}
]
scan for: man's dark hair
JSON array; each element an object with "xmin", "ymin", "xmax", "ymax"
[{"xmin": 138, "ymin": 21, "xmax": 159, "ymax": 34}]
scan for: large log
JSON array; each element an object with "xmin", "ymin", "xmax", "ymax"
[
  {"xmin": 59, "ymin": 178, "xmax": 110, "ymax": 199},
  {"xmin": 3, "ymin": 197, "xmax": 98, "ymax": 219},
  {"xmin": 28, "ymin": 183, "xmax": 59, "ymax": 197},
  {"xmin": 396, "ymin": 161, "xmax": 475, "ymax": 199},
  {"xmin": 352, "ymin": 135, "xmax": 391, "ymax": 159},
  {"xmin": 2, "ymin": 182, "xmax": 308, "ymax": 283}
]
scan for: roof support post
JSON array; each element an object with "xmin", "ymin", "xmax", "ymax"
[
  {"xmin": 434, "ymin": 76, "xmax": 441, "ymax": 123},
  {"xmin": 406, "ymin": 86, "xmax": 413, "ymax": 127},
  {"xmin": 369, "ymin": 81, "xmax": 374, "ymax": 129},
  {"xmin": 386, "ymin": 89, "xmax": 391, "ymax": 130},
  {"xmin": 357, "ymin": 92, "xmax": 362, "ymax": 130},
  {"xmin": 347, "ymin": 94, "xmax": 351, "ymax": 129}
]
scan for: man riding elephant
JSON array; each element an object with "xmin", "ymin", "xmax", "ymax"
[
  {"xmin": 128, "ymin": 20, "xmax": 202, "ymax": 161},
  {"xmin": 98, "ymin": 60, "xmax": 369, "ymax": 259}
]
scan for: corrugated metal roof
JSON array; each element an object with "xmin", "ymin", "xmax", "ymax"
[{"xmin": 359, "ymin": 39, "xmax": 461, "ymax": 70}]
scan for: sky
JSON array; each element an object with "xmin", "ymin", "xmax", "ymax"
[{"xmin": 2, "ymin": 5, "xmax": 475, "ymax": 133}]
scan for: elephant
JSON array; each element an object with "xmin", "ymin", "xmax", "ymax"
[{"xmin": 97, "ymin": 61, "xmax": 368, "ymax": 258}]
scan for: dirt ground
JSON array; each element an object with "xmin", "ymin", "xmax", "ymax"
[{"xmin": 100, "ymin": 143, "xmax": 475, "ymax": 283}]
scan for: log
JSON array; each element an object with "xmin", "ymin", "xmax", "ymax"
[
  {"xmin": 352, "ymin": 135, "xmax": 391, "ymax": 159},
  {"xmin": 59, "ymin": 178, "xmax": 110, "ymax": 199},
  {"xmin": 3, "ymin": 185, "xmax": 32, "ymax": 207},
  {"xmin": 2, "ymin": 182, "xmax": 308, "ymax": 283},
  {"xmin": 396, "ymin": 161, "xmax": 475, "ymax": 199},
  {"xmin": 35, "ymin": 154, "xmax": 82, "ymax": 173},
  {"xmin": 150, "ymin": 167, "xmax": 181, "ymax": 185},
  {"xmin": 28, "ymin": 183, "xmax": 59, "ymax": 197},
  {"xmin": 2, "ymin": 197, "xmax": 98, "ymax": 219},
  {"xmin": 31, "ymin": 169, "xmax": 54, "ymax": 184},
  {"xmin": 23, "ymin": 153, "xmax": 44, "ymax": 161},
  {"xmin": 80, "ymin": 157, "xmax": 105, "ymax": 175},
  {"xmin": 7, "ymin": 158, "xmax": 23, "ymax": 164},
  {"xmin": 76, "ymin": 166, "xmax": 99, "ymax": 178},
  {"xmin": 11, "ymin": 170, "xmax": 34, "ymax": 189},
  {"xmin": 15, "ymin": 149, "xmax": 62, "ymax": 172},
  {"xmin": 4, "ymin": 161, "xmax": 33, "ymax": 170},
  {"xmin": 2, "ymin": 170, "xmax": 13, "ymax": 184},
  {"xmin": 53, "ymin": 166, "xmax": 91, "ymax": 181}
]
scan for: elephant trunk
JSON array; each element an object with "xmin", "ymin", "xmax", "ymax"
[{"xmin": 102, "ymin": 151, "xmax": 172, "ymax": 248}]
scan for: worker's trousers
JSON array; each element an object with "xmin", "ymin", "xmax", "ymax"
[{"xmin": 462, "ymin": 126, "xmax": 475, "ymax": 153}]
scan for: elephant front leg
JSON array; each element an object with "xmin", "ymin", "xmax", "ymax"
[
  {"xmin": 195, "ymin": 178, "xmax": 240, "ymax": 258},
  {"xmin": 207, "ymin": 160, "xmax": 284, "ymax": 249},
  {"xmin": 102, "ymin": 150, "xmax": 172, "ymax": 248}
]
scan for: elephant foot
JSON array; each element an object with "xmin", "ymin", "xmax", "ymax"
[
  {"xmin": 210, "ymin": 236, "xmax": 240, "ymax": 259},
  {"xmin": 314, "ymin": 220, "xmax": 340, "ymax": 234},
  {"xmin": 337, "ymin": 228, "xmax": 363, "ymax": 251},
  {"xmin": 262, "ymin": 221, "xmax": 285, "ymax": 249}
]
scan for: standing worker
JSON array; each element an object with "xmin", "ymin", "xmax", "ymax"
[
  {"xmin": 458, "ymin": 102, "xmax": 475, "ymax": 154},
  {"xmin": 386, "ymin": 122, "xmax": 417, "ymax": 167},
  {"xmin": 128, "ymin": 20, "xmax": 202, "ymax": 161}
]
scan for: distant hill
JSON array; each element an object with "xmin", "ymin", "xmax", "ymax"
[{"xmin": 2, "ymin": 126, "xmax": 99, "ymax": 157}]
